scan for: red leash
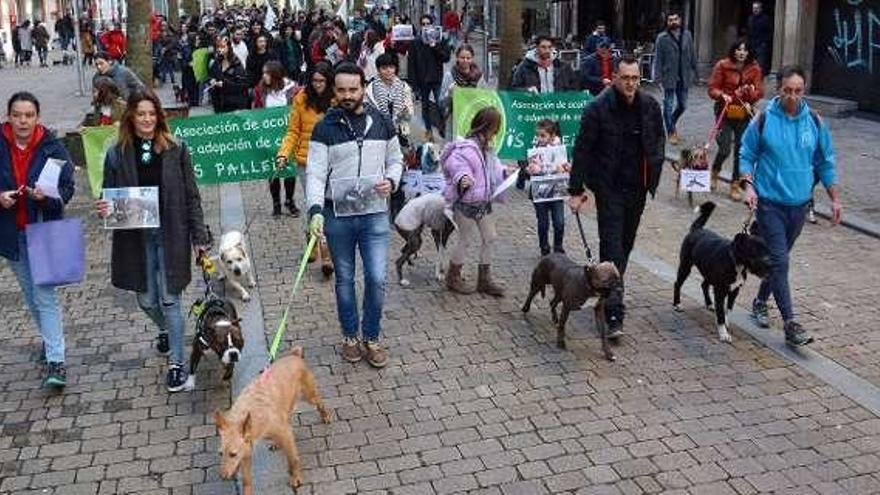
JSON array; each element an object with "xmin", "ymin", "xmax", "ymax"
[{"xmin": 704, "ymin": 100, "xmax": 730, "ymax": 148}]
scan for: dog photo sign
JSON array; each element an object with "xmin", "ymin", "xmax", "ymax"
[
  {"xmin": 102, "ymin": 187, "xmax": 160, "ymax": 229},
  {"xmin": 530, "ymin": 173, "xmax": 571, "ymax": 203},
  {"xmin": 402, "ymin": 170, "xmax": 423, "ymax": 200},
  {"xmin": 679, "ymin": 169, "xmax": 712, "ymax": 193},
  {"xmin": 421, "ymin": 173, "xmax": 446, "ymax": 196},
  {"xmin": 330, "ymin": 175, "xmax": 388, "ymax": 217}
]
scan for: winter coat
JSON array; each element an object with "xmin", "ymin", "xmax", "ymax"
[
  {"xmin": 208, "ymin": 57, "xmax": 250, "ymax": 112},
  {"xmin": 408, "ymin": 37, "xmax": 451, "ymax": 88},
  {"xmin": 100, "ymin": 29, "xmax": 126, "ymax": 60},
  {"xmin": 32, "ymin": 25, "xmax": 50, "ymax": 49},
  {"xmin": 245, "ymin": 49, "xmax": 278, "ymax": 88},
  {"xmin": 81, "ymin": 30, "xmax": 95, "ymax": 55},
  {"xmin": 653, "ymin": 29, "xmax": 697, "ymax": 89},
  {"xmin": 305, "ymin": 106, "xmax": 404, "ymax": 217},
  {"xmin": 277, "ymin": 37, "xmax": 303, "ymax": 80},
  {"xmin": 277, "ymin": 90, "xmax": 331, "ymax": 166},
  {"xmin": 0, "ymin": 125, "xmax": 75, "ymax": 261},
  {"xmin": 510, "ymin": 49, "xmax": 580, "ymax": 92},
  {"xmin": 102, "ymin": 141, "xmax": 208, "ymax": 294},
  {"xmin": 580, "ymin": 52, "xmax": 618, "ymax": 97},
  {"xmin": 252, "ymin": 79, "xmax": 298, "ymax": 109},
  {"xmin": 740, "ymin": 97, "xmax": 837, "ymax": 207},
  {"xmin": 91, "ymin": 63, "xmax": 145, "ymax": 100},
  {"xmin": 18, "ymin": 26, "xmax": 33, "ymax": 51},
  {"xmin": 707, "ymin": 58, "xmax": 764, "ymax": 105},
  {"xmin": 570, "ymin": 88, "xmax": 666, "ymax": 197},
  {"xmin": 441, "ymin": 138, "xmax": 505, "ymax": 206}
]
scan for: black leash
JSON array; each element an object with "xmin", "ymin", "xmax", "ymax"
[{"xmin": 573, "ymin": 211, "xmax": 595, "ymax": 263}]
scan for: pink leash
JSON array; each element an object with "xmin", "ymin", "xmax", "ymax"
[{"xmin": 704, "ymin": 100, "xmax": 730, "ymax": 149}]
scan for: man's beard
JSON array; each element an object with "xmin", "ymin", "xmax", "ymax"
[{"xmin": 340, "ymin": 98, "xmax": 362, "ymax": 111}]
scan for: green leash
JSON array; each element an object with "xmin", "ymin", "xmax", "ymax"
[{"xmin": 268, "ymin": 233, "xmax": 318, "ymax": 361}]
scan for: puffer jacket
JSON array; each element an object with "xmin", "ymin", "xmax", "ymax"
[
  {"xmin": 441, "ymin": 138, "xmax": 505, "ymax": 206},
  {"xmin": 707, "ymin": 58, "xmax": 764, "ymax": 104},
  {"xmin": 277, "ymin": 90, "xmax": 331, "ymax": 166},
  {"xmin": 305, "ymin": 105, "xmax": 404, "ymax": 217}
]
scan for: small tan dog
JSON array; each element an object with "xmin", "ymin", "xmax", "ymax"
[{"xmin": 214, "ymin": 347, "xmax": 331, "ymax": 494}]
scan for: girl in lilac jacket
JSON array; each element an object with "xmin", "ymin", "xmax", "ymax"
[{"xmin": 441, "ymin": 107, "xmax": 509, "ymax": 297}]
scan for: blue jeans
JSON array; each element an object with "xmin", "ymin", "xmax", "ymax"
[
  {"xmin": 663, "ymin": 81, "xmax": 689, "ymax": 134},
  {"xmin": 136, "ymin": 230, "xmax": 186, "ymax": 365},
  {"xmin": 6, "ymin": 232, "xmax": 65, "ymax": 363},
  {"xmin": 755, "ymin": 200, "xmax": 808, "ymax": 323},
  {"xmin": 419, "ymin": 83, "xmax": 443, "ymax": 132},
  {"xmin": 324, "ymin": 208, "xmax": 390, "ymax": 341},
  {"xmin": 534, "ymin": 200, "xmax": 565, "ymax": 254}
]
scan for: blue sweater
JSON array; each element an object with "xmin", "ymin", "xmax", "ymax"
[{"xmin": 740, "ymin": 97, "xmax": 836, "ymax": 206}]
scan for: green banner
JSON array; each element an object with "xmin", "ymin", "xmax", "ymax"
[
  {"xmin": 452, "ymin": 88, "xmax": 594, "ymax": 160},
  {"xmin": 82, "ymin": 106, "xmax": 295, "ymax": 198}
]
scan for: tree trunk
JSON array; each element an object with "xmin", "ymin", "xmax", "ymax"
[
  {"xmin": 498, "ymin": 0, "xmax": 521, "ymax": 89},
  {"xmin": 168, "ymin": 0, "xmax": 180, "ymax": 26},
  {"xmin": 127, "ymin": 0, "xmax": 153, "ymax": 88},
  {"xmin": 182, "ymin": 0, "xmax": 200, "ymax": 18}
]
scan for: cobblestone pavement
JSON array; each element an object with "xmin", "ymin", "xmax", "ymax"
[
  {"xmin": 240, "ymin": 173, "xmax": 880, "ymax": 494},
  {"xmin": 0, "ymin": 64, "xmax": 93, "ymax": 133},
  {"xmin": 0, "ymin": 180, "xmax": 235, "ymax": 495}
]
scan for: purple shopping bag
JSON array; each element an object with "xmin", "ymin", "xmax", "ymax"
[{"xmin": 25, "ymin": 218, "xmax": 86, "ymax": 287}]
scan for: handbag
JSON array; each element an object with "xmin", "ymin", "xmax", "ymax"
[
  {"xmin": 725, "ymin": 103, "xmax": 748, "ymax": 120},
  {"xmin": 25, "ymin": 217, "xmax": 86, "ymax": 287}
]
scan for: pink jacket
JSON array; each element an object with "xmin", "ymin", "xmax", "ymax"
[{"xmin": 441, "ymin": 138, "xmax": 506, "ymax": 205}]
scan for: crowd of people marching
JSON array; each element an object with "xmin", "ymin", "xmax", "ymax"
[{"xmin": 1, "ymin": 2, "xmax": 841, "ymax": 394}]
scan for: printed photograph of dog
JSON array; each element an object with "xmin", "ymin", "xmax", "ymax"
[
  {"xmin": 102, "ymin": 187, "xmax": 160, "ymax": 229},
  {"xmin": 673, "ymin": 202, "xmax": 772, "ymax": 342},
  {"xmin": 393, "ymin": 193, "xmax": 456, "ymax": 286},
  {"xmin": 214, "ymin": 347, "xmax": 331, "ymax": 495},
  {"xmin": 216, "ymin": 231, "xmax": 256, "ymax": 302},
  {"xmin": 522, "ymin": 253, "xmax": 621, "ymax": 361},
  {"xmin": 184, "ymin": 297, "xmax": 244, "ymax": 391}
]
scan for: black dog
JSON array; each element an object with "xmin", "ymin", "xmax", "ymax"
[
  {"xmin": 673, "ymin": 202, "xmax": 772, "ymax": 342},
  {"xmin": 185, "ymin": 298, "xmax": 245, "ymax": 390},
  {"xmin": 522, "ymin": 253, "xmax": 621, "ymax": 361}
]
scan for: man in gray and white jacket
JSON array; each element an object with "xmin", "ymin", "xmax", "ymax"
[
  {"xmin": 307, "ymin": 62, "xmax": 404, "ymax": 368},
  {"xmin": 654, "ymin": 11, "xmax": 697, "ymax": 145}
]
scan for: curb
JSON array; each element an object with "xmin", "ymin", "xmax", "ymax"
[{"xmin": 220, "ymin": 183, "xmax": 294, "ymax": 495}]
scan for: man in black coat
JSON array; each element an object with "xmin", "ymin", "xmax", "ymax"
[
  {"xmin": 747, "ymin": 1, "xmax": 773, "ymax": 76},
  {"xmin": 580, "ymin": 38, "xmax": 617, "ymax": 96},
  {"xmin": 409, "ymin": 15, "xmax": 451, "ymax": 139},
  {"xmin": 568, "ymin": 56, "xmax": 666, "ymax": 336}
]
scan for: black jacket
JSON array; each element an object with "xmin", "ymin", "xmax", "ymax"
[
  {"xmin": 103, "ymin": 141, "xmax": 208, "ymax": 294},
  {"xmin": 569, "ymin": 88, "xmax": 666, "ymax": 197},
  {"xmin": 208, "ymin": 57, "xmax": 250, "ymax": 112},
  {"xmin": 510, "ymin": 51, "xmax": 580, "ymax": 92},
  {"xmin": 245, "ymin": 49, "xmax": 278, "ymax": 88},
  {"xmin": 277, "ymin": 37, "xmax": 303, "ymax": 80},
  {"xmin": 408, "ymin": 38, "xmax": 451, "ymax": 88}
]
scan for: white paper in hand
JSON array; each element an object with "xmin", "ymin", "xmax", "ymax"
[
  {"xmin": 36, "ymin": 158, "xmax": 65, "ymax": 199},
  {"xmin": 491, "ymin": 168, "xmax": 521, "ymax": 200}
]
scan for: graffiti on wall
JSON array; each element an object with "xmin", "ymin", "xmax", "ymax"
[{"xmin": 826, "ymin": 0, "xmax": 880, "ymax": 74}]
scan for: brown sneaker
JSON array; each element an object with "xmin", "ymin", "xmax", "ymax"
[
  {"xmin": 364, "ymin": 340, "xmax": 389, "ymax": 368},
  {"xmin": 341, "ymin": 338, "xmax": 362, "ymax": 363}
]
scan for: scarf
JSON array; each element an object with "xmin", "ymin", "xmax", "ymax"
[
  {"xmin": 452, "ymin": 62, "xmax": 482, "ymax": 87},
  {"xmin": 370, "ymin": 77, "xmax": 410, "ymax": 123},
  {"xmin": 2, "ymin": 123, "xmax": 46, "ymax": 230}
]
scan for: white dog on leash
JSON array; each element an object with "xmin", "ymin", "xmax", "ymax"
[{"xmin": 216, "ymin": 231, "xmax": 256, "ymax": 302}]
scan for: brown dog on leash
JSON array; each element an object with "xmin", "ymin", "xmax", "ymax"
[
  {"xmin": 214, "ymin": 348, "xmax": 331, "ymax": 494},
  {"xmin": 522, "ymin": 253, "xmax": 621, "ymax": 361}
]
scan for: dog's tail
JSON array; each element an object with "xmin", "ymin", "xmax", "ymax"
[{"xmin": 690, "ymin": 202, "xmax": 716, "ymax": 232}]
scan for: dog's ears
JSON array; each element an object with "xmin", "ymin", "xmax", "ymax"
[
  {"xmin": 291, "ymin": 345, "xmax": 304, "ymax": 358},
  {"xmin": 213, "ymin": 409, "xmax": 227, "ymax": 430},
  {"xmin": 241, "ymin": 412, "xmax": 253, "ymax": 441}
]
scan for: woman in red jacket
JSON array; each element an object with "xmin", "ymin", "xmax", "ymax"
[{"xmin": 707, "ymin": 39, "xmax": 763, "ymax": 200}]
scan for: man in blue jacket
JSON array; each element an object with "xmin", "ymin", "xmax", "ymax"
[{"xmin": 740, "ymin": 65, "xmax": 842, "ymax": 347}]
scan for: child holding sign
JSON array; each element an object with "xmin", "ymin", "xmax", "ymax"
[{"xmin": 526, "ymin": 119, "xmax": 571, "ymax": 256}]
